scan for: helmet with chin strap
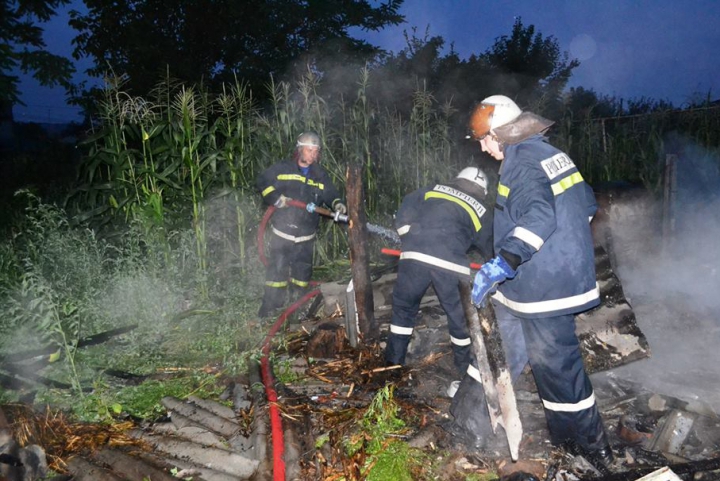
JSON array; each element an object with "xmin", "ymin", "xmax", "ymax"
[
  {"xmin": 468, "ymin": 95, "xmax": 522, "ymax": 140},
  {"xmin": 456, "ymin": 166, "xmax": 488, "ymax": 195}
]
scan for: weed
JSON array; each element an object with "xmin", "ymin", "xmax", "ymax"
[{"xmin": 342, "ymin": 385, "xmax": 428, "ymax": 479}]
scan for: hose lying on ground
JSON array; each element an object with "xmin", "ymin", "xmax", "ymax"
[{"xmin": 259, "ymin": 289, "xmax": 321, "ymax": 481}]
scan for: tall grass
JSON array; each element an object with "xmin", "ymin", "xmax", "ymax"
[
  {"xmin": 69, "ymin": 69, "xmax": 720, "ymax": 297},
  {"xmin": 68, "ymin": 68, "xmax": 462, "ymax": 280},
  {"xmin": 555, "ymin": 103, "xmax": 720, "ymax": 190}
]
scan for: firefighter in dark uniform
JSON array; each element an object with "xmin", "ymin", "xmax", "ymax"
[
  {"xmin": 468, "ymin": 95, "xmax": 614, "ymax": 465},
  {"xmin": 256, "ymin": 132, "xmax": 345, "ymax": 318},
  {"xmin": 385, "ymin": 167, "xmax": 492, "ymax": 382}
]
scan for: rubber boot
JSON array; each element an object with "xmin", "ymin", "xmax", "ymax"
[
  {"xmin": 447, "ymin": 375, "xmax": 494, "ymax": 449},
  {"xmin": 258, "ymin": 285, "xmax": 287, "ymax": 319}
]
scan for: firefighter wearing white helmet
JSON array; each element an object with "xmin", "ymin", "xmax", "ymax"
[
  {"xmin": 385, "ymin": 167, "xmax": 493, "ymax": 388},
  {"xmin": 456, "ymin": 166, "xmax": 488, "ymax": 196},
  {"xmin": 465, "ymin": 95, "xmax": 614, "ymax": 465},
  {"xmin": 469, "ymin": 95, "xmax": 554, "ymax": 160},
  {"xmin": 256, "ymin": 132, "xmax": 346, "ymax": 318}
]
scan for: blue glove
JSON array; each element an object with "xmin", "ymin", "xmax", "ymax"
[{"xmin": 471, "ymin": 255, "xmax": 516, "ymax": 306}]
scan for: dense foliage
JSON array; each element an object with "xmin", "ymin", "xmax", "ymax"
[
  {"xmin": 0, "ymin": 0, "xmax": 75, "ymax": 107},
  {"xmin": 69, "ymin": 0, "xmax": 404, "ymax": 98}
]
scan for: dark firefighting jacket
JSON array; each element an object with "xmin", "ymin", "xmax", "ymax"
[
  {"xmin": 395, "ymin": 181, "xmax": 492, "ymax": 277},
  {"xmin": 257, "ymin": 159, "xmax": 342, "ymax": 240},
  {"xmin": 492, "ymin": 135, "xmax": 600, "ymax": 318}
]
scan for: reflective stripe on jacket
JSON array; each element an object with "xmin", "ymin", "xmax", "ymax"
[
  {"xmin": 256, "ymin": 159, "xmax": 341, "ymax": 237},
  {"xmin": 395, "ymin": 182, "xmax": 492, "ymax": 277},
  {"xmin": 493, "ymin": 135, "xmax": 600, "ymax": 318}
]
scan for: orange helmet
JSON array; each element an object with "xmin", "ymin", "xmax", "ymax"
[{"xmin": 469, "ymin": 95, "xmax": 522, "ymax": 140}]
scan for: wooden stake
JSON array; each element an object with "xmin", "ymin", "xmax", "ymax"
[{"xmin": 346, "ymin": 163, "xmax": 378, "ymax": 342}]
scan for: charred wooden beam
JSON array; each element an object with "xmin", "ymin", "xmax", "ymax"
[
  {"xmin": 346, "ymin": 163, "xmax": 377, "ymax": 342},
  {"xmin": 459, "ymin": 283, "xmax": 522, "ymax": 461}
]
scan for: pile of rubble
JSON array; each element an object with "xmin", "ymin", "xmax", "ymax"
[{"xmin": 0, "ymin": 382, "xmax": 268, "ymax": 481}]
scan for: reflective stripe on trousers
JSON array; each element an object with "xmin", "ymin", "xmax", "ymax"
[
  {"xmin": 385, "ymin": 260, "xmax": 472, "ymax": 376},
  {"xmin": 517, "ymin": 312, "xmax": 608, "ymax": 450}
]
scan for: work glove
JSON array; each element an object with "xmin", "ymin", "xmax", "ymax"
[
  {"xmin": 274, "ymin": 195, "xmax": 290, "ymax": 208},
  {"xmin": 334, "ymin": 202, "xmax": 347, "ymax": 215},
  {"xmin": 471, "ymin": 255, "xmax": 516, "ymax": 307}
]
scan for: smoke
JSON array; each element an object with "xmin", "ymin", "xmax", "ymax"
[{"xmin": 598, "ymin": 135, "xmax": 720, "ymax": 413}]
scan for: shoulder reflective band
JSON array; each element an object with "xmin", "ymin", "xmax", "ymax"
[
  {"xmin": 424, "ymin": 192, "xmax": 483, "ymax": 231},
  {"xmin": 262, "ymin": 185, "xmax": 276, "ymax": 197},
  {"xmin": 551, "ymin": 172, "xmax": 584, "ymax": 196},
  {"xmin": 275, "ymin": 174, "xmax": 325, "ymax": 190},
  {"xmin": 497, "ymin": 183, "xmax": 510, "ymax": 198}
]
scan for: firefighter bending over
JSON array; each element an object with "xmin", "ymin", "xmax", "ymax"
[
  {"xmin": 385, "ymin": 167, "xmax": 493, "ymax": 387},
  {"xmin": 256, "ymin": 132, "xmax": 346, "ymax": 318},
  {"xmin": 468, "ymin": 95, "xmax": 614, "ymax": 466}
]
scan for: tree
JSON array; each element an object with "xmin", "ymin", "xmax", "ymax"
[
  {"xmin": 69, "ymin": 0, "xmax": 404, "ymax": 98},
  {"xmin": 0, "ymin": 0, "xmax": 76, "ymax": 110},
  {"xmin": 482, "ymin": 18, "xmax": 579, "ymax": 116},
  {"xmin": 367, "ymin": 18, "xmax": 579, "ymax": 137}
]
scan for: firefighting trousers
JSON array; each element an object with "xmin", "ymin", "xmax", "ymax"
[
  {"xmin": 385, "ymin": 260, "xmax": 473, "ymax": 376},
  {"xmin": 258, "ymin": 232, "xmax": 314, "ymax": 317},
  {"xmin": 503, "ymin": 308, "xmax": 609, "ymax": 451}
]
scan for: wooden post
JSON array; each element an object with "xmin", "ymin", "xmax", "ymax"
[
  {"xmin": 346, "ymin": 163, "xmax": 377, "ymax": 342},
  {"xmin": 662, "ymin": 154, "xmax": 677, "ymax": 253},
  {"xmin": 459, "ymin": 283, "xmax": 522, "ymax": 461}
]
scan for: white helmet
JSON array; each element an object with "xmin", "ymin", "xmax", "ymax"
[
  {"xmin": 469, "ymin": 95, "xmax": 522, "ymax": 140},
  {"xmin": 457, "ymin": 167, "xmax": 488, "ymax": 195},
  {"xmin": 296, "ymin": 131, "xmax": 321, "ymax": 149}
]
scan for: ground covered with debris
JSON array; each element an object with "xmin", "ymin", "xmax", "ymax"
[
  {"xmin": 1, "ymin": 204, "xmax": 720, "ymax": 480},
  {"xmin": 268, "ymin": 286, "xmax": 720, "ymax": 480}
]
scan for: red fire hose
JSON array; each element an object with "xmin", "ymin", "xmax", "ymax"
[
  {"xmin": 257, "ymin": 199, "xmax": 328, "ymax": 479},
  {"xmin": 260, "ymin": 288, "xmax": 321, "ymax": 480},
  {"xmin": 380, "ymin": 247, "xmax": 484, "ymax": 270},
  {"xmin": 258, "ymin": 205, "xmax": 277, "ymax": 266}
]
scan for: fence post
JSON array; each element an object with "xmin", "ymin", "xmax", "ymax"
[
  {"xmin": 662, "ymin": 154, "xmax": 678, "ymax": 253},
  {"xmin": 346, "ymin": 163, "xmax": 377, "ymax": 343}
]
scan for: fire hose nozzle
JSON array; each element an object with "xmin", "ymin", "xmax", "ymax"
[{"xmin": 333, "ymin": 211, "xmax": 349, "ymax": 223}]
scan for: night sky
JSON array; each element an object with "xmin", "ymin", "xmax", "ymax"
[{"xmin": 13, "ymin": 0, "xmax": 720, "ymax": 123}]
